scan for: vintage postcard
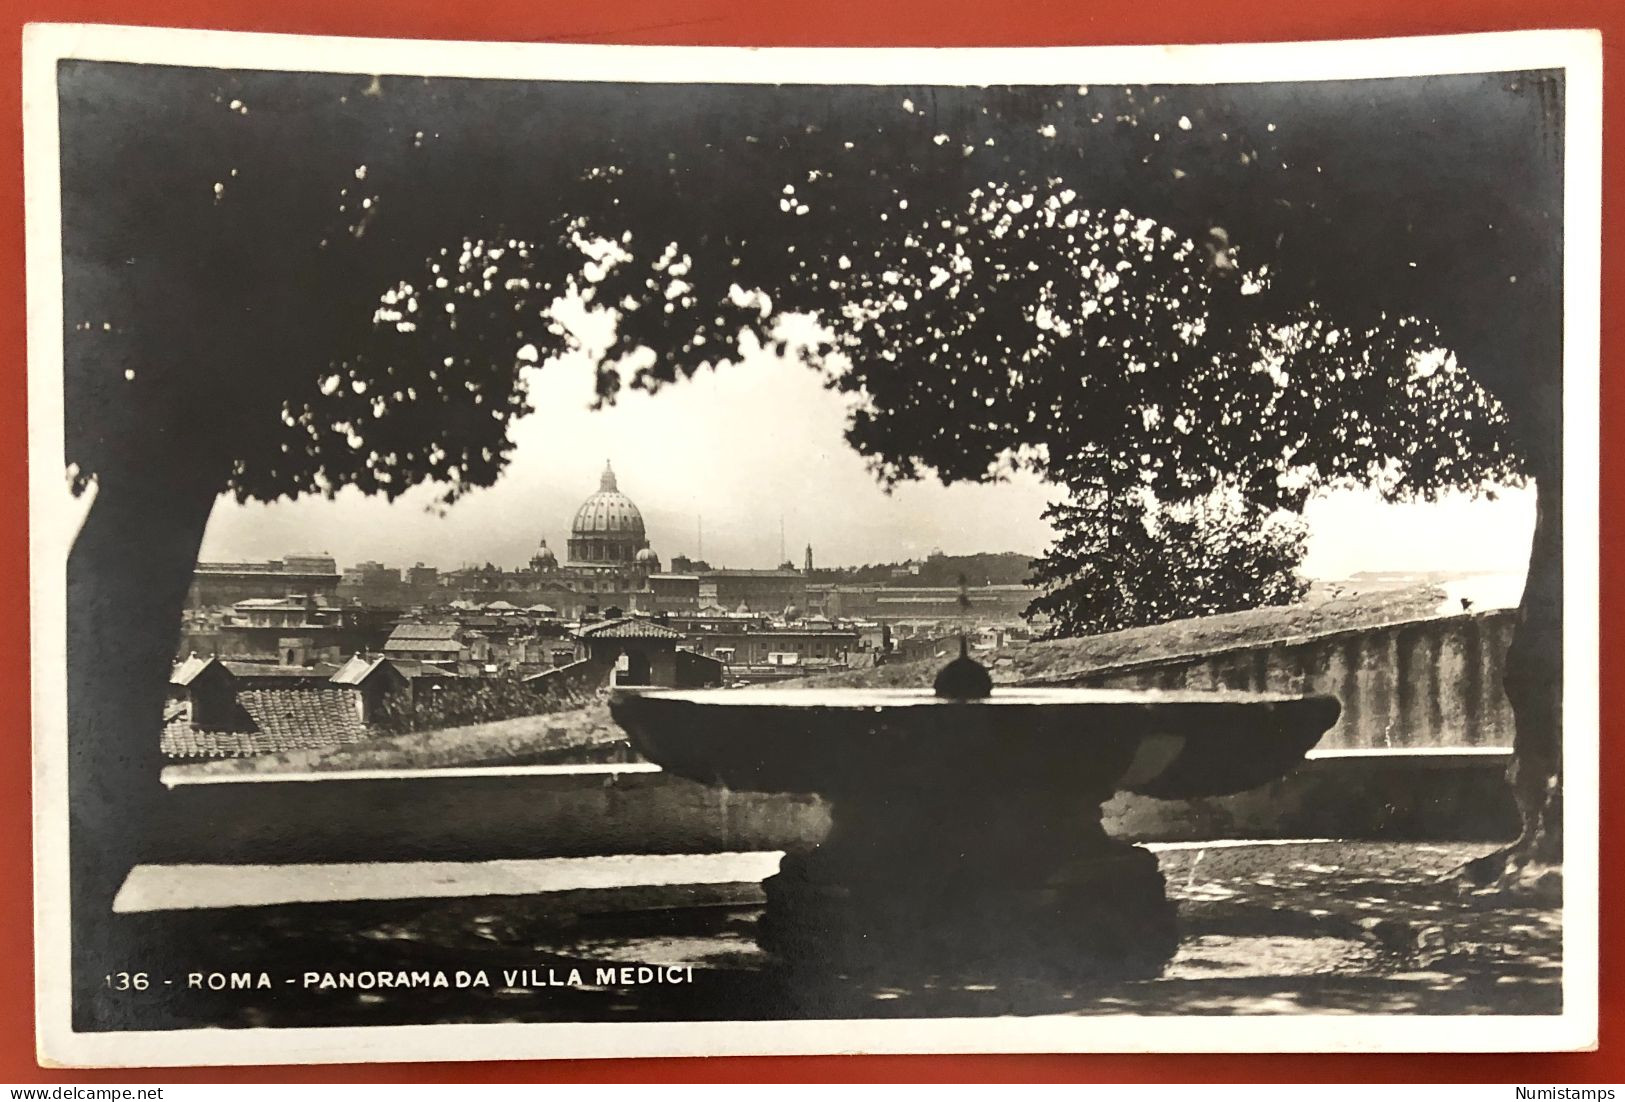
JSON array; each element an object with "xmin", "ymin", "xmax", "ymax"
[{"xmin": 24, "ymin": 24, "xmax": 1600, "ymax": 1066}]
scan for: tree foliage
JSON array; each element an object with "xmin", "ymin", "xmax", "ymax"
[
  {"xmin": 1028, "ymin": 484, "xmax": 1309, "ymax": 637},
  {"xmin": 59, "ymin": 66, "xmax": 1560, "ymax": 508},
  {"xmin": 370, "ymin": 674, "xmax": 595, "ymax": 735},
  {"xmin": 763, "ymin": 188, "xmax": 1520, "ymax": 635},
  {"xmin": 777, "ymin": 196, "xmax": 1522, "ymax": 508},
  {"xmin": 55, "ymin": 60, "xmax": 1570, "ymax": 910},
  {"xmin": 57, "ymin": 66, "xmax": 1556, "ymax": 659}
]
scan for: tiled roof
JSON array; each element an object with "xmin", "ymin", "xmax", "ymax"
[
  {"xmin": 387, "ymin": 622, "xmax": 462, "ymax": 641},
  {"xmin": 329, "ymin": 654, "xmax": 373, "ymax": 685},
  {"xmin": 162, "ymin": 688, "xmax": 369, "ymax": 760},
  {"xmin": 387, "ymin": 659, "xmax": 464, "ymax": 679},
  {"xmin": 233, "ymin": 597, "xmax": 308, "ymax": 610},
  {"xmin": 575, "ymin": 616, "xmax": 682, "ymax": 641},
  {"xmin": 328, "ymin": 654, "xmax": 399, "ymax": 686},
  {"xmin": 383, "ymin": 638, "xmax": 464, "ymax": 654},
  {"xmin": 221, "ymin": 662, "xmax": 336, "ymax": 682},
  {"xmin": 170, "ymin": 655, "xmax": 221, "ymax": 686}
]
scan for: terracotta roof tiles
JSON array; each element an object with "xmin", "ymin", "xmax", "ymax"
[
  {"xmin": 387, "ymin": 622, "xmax": 462, "ymax": 641},
  {"xmin": 575, "ymin": 616, "xmax": 682, "ymax": 641},
  {"xmin": 162, "ymin": 688, "xmax": 370, "ymax": 760}
]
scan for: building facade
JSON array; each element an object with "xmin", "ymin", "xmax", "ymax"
[
  {"xmin": 809, "ymin": 583, "xmax": 1038, "ymax": 624},
  {"xmin": 188, "ymin": 555, "xmax": 341, "ymax": 608},
  {"xmin": 695, "ymin": 569, "xmax": 809, "ymax": 615}
]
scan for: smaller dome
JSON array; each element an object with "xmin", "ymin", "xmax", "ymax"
[
  {"xmin": 533, "ymin": 540, "xmax": 557, "ymax": 566},
  {"xmin": 636, "ymin": 548, "xmax": 660, "ymax": 565}
]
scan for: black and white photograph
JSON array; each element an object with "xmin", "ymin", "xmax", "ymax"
[{"xmin": 24, "ymin": 25, "xmax": 1600, "ymax": 1066}]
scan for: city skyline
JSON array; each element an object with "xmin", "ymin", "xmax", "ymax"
[{"xmin": 191, "ymin": 337, "xmax": 1540, "ymax": 581}]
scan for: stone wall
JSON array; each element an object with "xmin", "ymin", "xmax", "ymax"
[
  {"xmin": 150, "ymin": 748, "xmax": 1517, "ymax": 866},
  {"xmin": 1054, "ymin": 609, "xmax": 1517, "ymax": 752},
  {"xmin": 145, "ymin": 607, "xmax": 1524, "ymax": 869}
]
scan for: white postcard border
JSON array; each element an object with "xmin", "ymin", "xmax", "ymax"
[{"xmin": 23, "ymin": 22, "xmax": 1603, "ymax": 1067}]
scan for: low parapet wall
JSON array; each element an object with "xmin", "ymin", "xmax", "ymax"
[
  {"xmin": 1057, "ymin": 609, "xmax": 1517, "ymax": 753},
  {"xmin": 151, "ymin": 747, "xmax": 1518, "ymax": 866},
  {"xmin": 153, "ymin": 763, "xmax": 826, "ymax": 865}
]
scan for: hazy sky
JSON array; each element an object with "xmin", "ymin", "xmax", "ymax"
[{"xmin": 196, "ymin": 340, "xmax": 1536, "ymax": 579}]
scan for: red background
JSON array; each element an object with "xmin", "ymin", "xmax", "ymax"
[{"xmin": 0, "ymin": 0, "xmax": 1617, "ymax": 1084}]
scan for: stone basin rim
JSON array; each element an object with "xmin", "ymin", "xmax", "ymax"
[{"xmin": 611, "ymin": 686, "xmax": 1337, "ymax": 708}]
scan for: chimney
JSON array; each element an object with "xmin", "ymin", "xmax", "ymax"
[
  {"xmin": 279, "ymin": 637, "xmax": 313, "ymax": 667},
  {"xmin": 186, "ymin": 662, "xmax": 238, "ymax": 730}
]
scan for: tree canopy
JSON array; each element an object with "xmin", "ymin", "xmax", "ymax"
[
  {"xmin": 785, "ymin": 195, "xmax": 1521, "ymax": 506},
  {"xmin": 59, "ymin": 64, "xmax": 1562, "ymax": 509},
  {"xmin": 1028, "ymin": 484, "xmax": 1311, "ymax": 637},
  {"xmin": 54, "ymin": 57, "xmax": 1572, "ymax": 916}
]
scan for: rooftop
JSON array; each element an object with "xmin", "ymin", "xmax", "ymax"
[
  {"xmin": 690, "ymin": 626, "xmax": 860, "ymax": 639},
  {"xmin": 221, "ymin": 661, "xmax": 337, "ymax": 681},
  {"xmin": 170, "ymin": 654, "xmax": 220, "ymax": 687},
  {"xmin": 162, "ymin": 688, "xmax": 370, "ymax": 760},
  {"xmin": 576, "ymin": 617, "xmax": 684, "ymax": 641},
  {"xmin": 383, "ymin": 638, "xmax": 464, "ymax": 655},
  {"xmin": 328, "ymin": 655, "xmax": 398, "ymax": 686},
  {"xmin": 383, "ymin": 659, "xmax": 464, "ymax": 680},
  {"xmin": 387, "ymin": 623, "xmax": 462, "ymax": 641}
]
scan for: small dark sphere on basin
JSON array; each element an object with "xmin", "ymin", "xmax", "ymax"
[{"xmin": 932, "ymin": 638, "xmax": 994, "ymax": 700}]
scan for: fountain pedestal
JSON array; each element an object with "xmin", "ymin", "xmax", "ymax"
[
  {"xmin": 611, "ymin": 686, "xmax": 1339, "ymax": 981},
  {"xmin": 761, "ymin": 810, "xmax": 1178, "ymax": 981}
]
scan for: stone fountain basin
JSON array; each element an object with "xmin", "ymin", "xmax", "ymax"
[{"xmin": 610, "ymin": 686, "xmax": 1342, "ymax": 802}]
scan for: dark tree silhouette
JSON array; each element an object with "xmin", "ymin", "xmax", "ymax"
[
  {"xmin": 370, "ymin": 676, "xmax": 594, "ymax": 735},
  {"xmin": 1028, "ymin": 484, "xmax": 1311, "ymax": 637},
  {"xmin": 768, "ymin": 193, "xmax": 1520, "ymax": 639},
  {"xmin": 58, "ymin": 65, "xmax": 1564, "ymax": 1015}
]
